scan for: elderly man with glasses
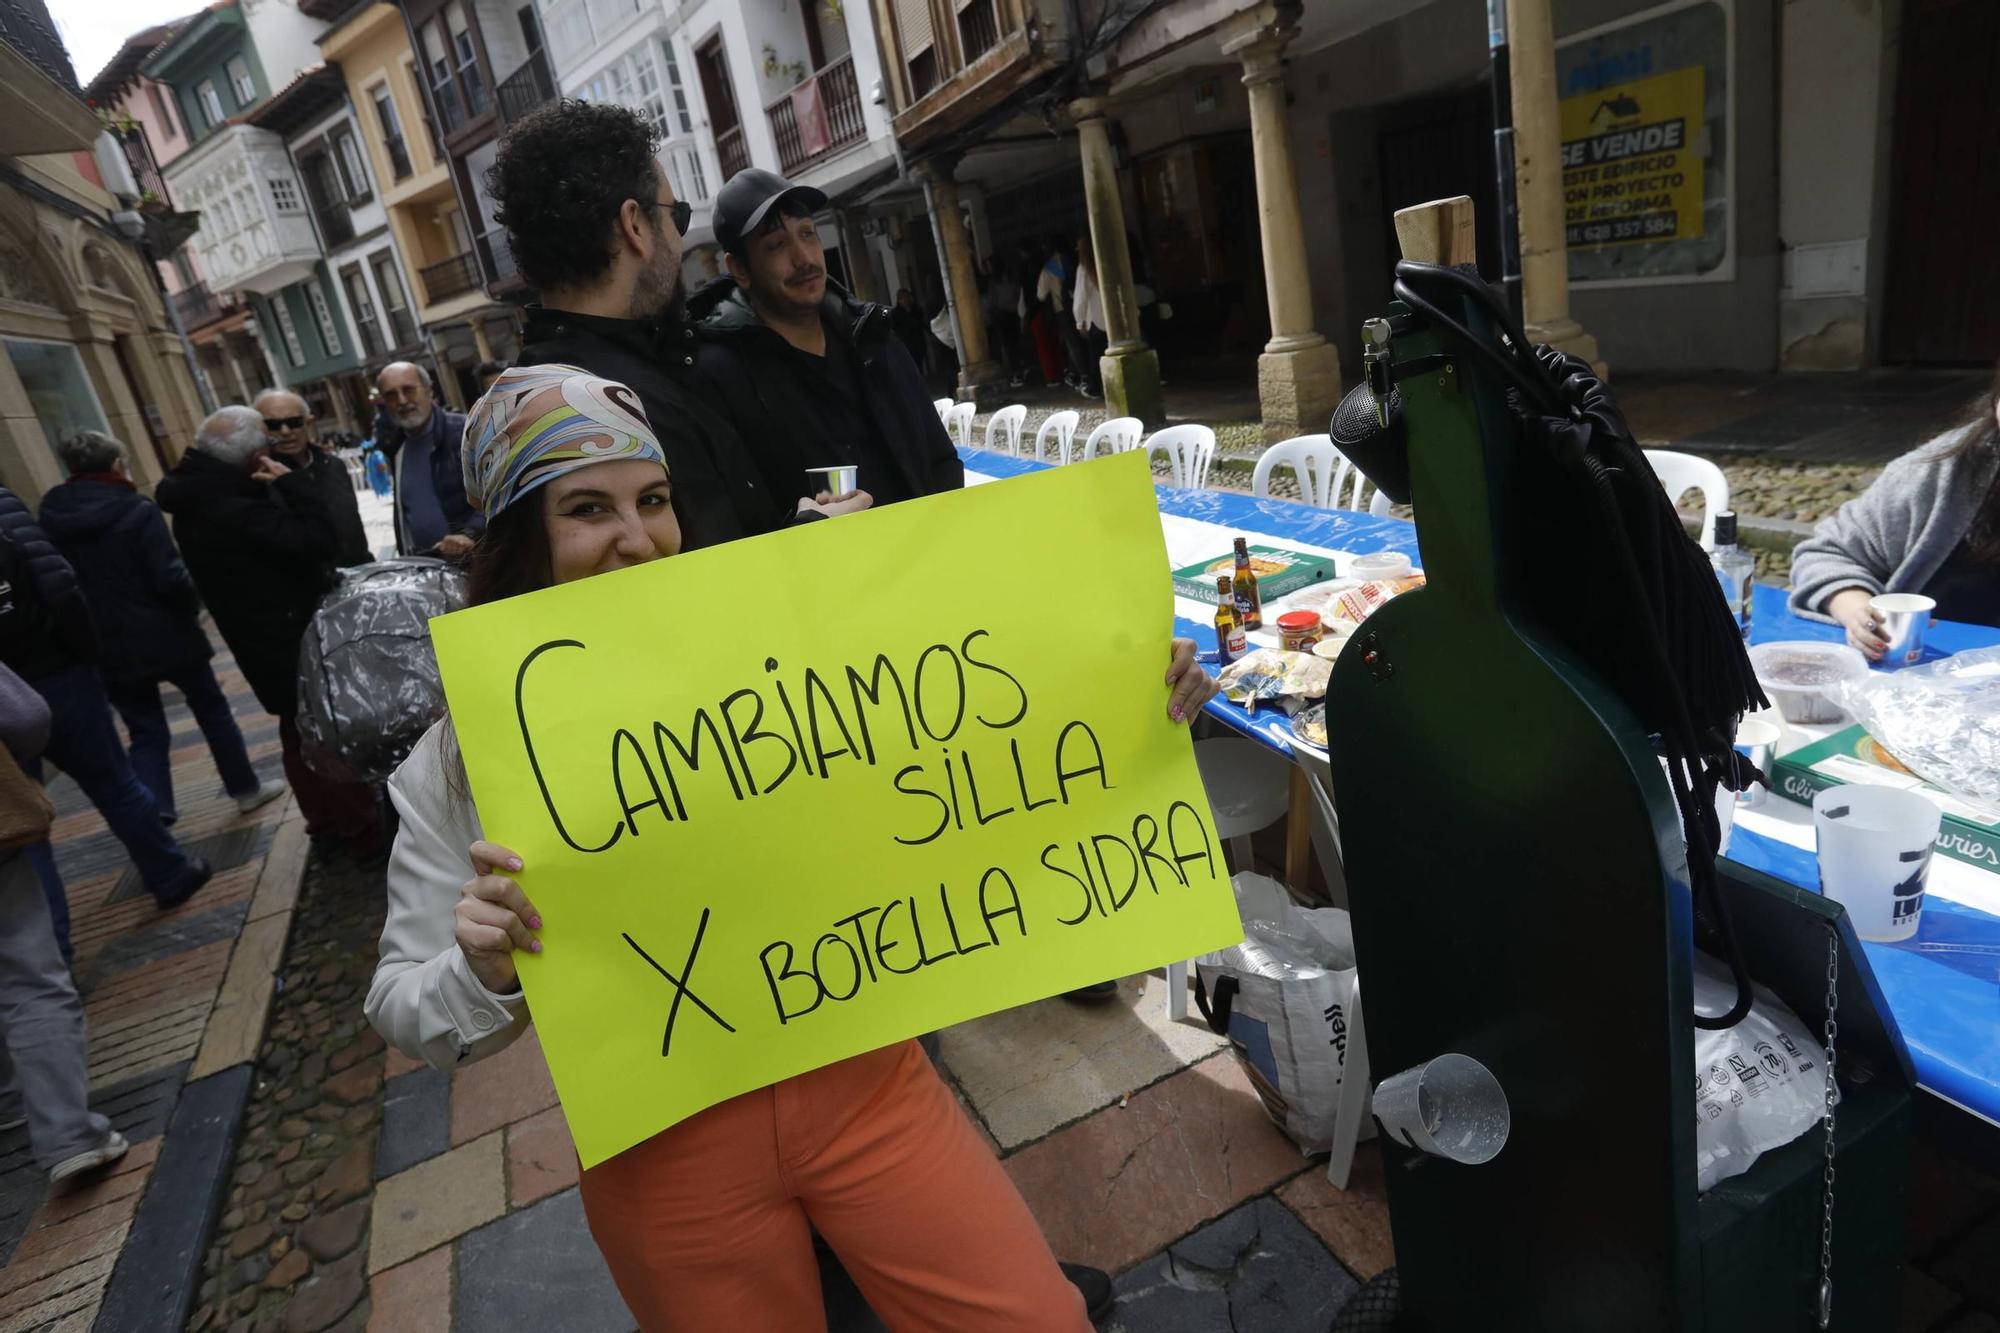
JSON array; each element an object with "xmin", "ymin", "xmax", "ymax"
[{"xmin": 254, "ymin": 387, "xmax": 372, "ymax": 567}]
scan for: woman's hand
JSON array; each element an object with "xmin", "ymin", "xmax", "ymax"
[
  {"xmin": 1166, "ymin": 636, "xmax": 1220, "ymax": 723},
  {"xmin": 455, "ymin": 841, "xmax": 541, "ymax": 996},
  {"xmin": 1825, "ymin": 587, "xmax": 1888, "ymax": 660}
]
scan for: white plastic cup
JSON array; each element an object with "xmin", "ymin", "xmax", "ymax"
[
  {"xmin": 1347, "ymin": 551, "xmax": 1412, "ymax": 582},
  {"xmin": 1812, "ymin": 785, "xmax": 1941, "ymax": 941},
  {"xmin": 1370, "ymin": 1054, "xmax": 1510, "ymax": 1164},
  {"xmin": 1869, "ymin": 592, "xmax": 1936, "ymax": 667},
  {"xmin": 1733, "ymin": 717, "xmax": 1783, "ymax": 809}
]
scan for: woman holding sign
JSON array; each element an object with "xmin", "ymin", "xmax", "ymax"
[{"xmin": 367, "ymin": 365, "xmax": 1220, "ymax": 1331}]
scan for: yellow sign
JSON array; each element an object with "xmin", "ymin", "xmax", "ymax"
[
  {"xmin": 430, "ymin": 453, "xmax": 1244, "ymax": 1168},
  {"xmin": 1559, "ymin": 66, "xmax": 1705, "ymax": 249}
]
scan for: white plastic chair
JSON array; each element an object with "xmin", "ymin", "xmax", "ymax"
[
  {"xmin": 1644, "ymin": 448, "xmax": 1729, "ymax": 548},
  {"xmin": 1142, "ymin": 424, "xmax": 1217, "ymax": 490},
  {"xmin": 1080, "ymin": 416, "xmax": 1144, "ymax": 461},
  {"xmin": 1032, "ymin": 409, "xmax": 1080, "ymax": 465},
  {"xmin": 1254, "ymin": 434, "xmax": 1392, "ymax": 515},
  {"xmin": 942, "ymin": 401, "xmax": 975, "ymax": 449},
  {"xmin": 932, "ymin": 397, "xmax": 953, "ymax": 425},
  {"xmin": 983, "ymin": 403, "xmax": 1027, "ymax": 456}
]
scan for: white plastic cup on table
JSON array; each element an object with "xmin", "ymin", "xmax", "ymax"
[
  {"xmin": 1732, "ymin": 717, "xmax": 1783, "ymax": 809},
  {"xmin": 1812, "ymin": 784, "xmax": 1940, "ymax": 942},
  {"xmin": 1869, "ymin": 592, "xmax": 1936, "ymax": 667},
  {"xmin": 1347, "ymin": 551, "xmax": 1411, "ymax": 582},
  {"xmin": 1370, "ymin": 1053, "xmax": 1510, "ymax": 1164}
]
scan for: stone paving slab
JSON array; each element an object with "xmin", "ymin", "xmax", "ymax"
[
  {"xmin": 453, "ymin": 1189, "xmax": 631, "ymax": 1333},
  {"xmin": 938, "ymin": 974, "xmax": 1227, "ymax": 1150},
  {"xmin": 1107, "ymin": 1195, "xmax": 1357, "ymax": 1333}
]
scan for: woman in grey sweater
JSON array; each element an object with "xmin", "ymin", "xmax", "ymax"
[{"xmin": 1789, "ymin": 360, "xmax": 2000, "ymax": 655}]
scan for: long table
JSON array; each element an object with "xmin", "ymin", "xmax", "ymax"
[{"xmin": 959, "ymin": 445, "xmax": 2000, "ymax": 1132}]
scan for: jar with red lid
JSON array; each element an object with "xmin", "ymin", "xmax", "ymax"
[{"xmin": 1276, "ymin": 610, "xmax": 1322, "ymax": 651}]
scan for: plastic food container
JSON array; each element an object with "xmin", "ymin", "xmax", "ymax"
[
  {"xmin": 1749, "ymin": 640, "xmax": 1870, "ymax": 723},
  {"xmin": 1347, "ymin": 552, "xmax": 1413, "ymax": 582}
]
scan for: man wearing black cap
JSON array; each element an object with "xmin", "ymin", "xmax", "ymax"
[
  {"xmin": 485, "ymin": 103, "xmax": 860, "ymax": 550},
  {"xmin": 687, "ymin": 168, "xmax": 963, "ymax": 509}
]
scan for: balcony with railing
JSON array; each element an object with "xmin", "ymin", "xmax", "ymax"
[
  {"xmin": 0, "ymin": 0, "xmax": 77, "ymax": 91},
  {"xmin": 115, "ymin": 126, "xmax": 172, "ymax": 208},
  {"xmin": 716, "ymin": 124, "xmax": 748, "ymax": 181},
  {"xmin": 418, "ymin": 252, "xmax": 480, "ymax": 305},
  {"xmin": 496, "ymin": 49, "xmax": 556, "ymax": 126},
  {"xmin": 766, "ymin": 55, "xmax": 865, "ymax": 177},
  {"xmin": 171, "ymin": 281, "xmax": 239, "ymax": 330}
]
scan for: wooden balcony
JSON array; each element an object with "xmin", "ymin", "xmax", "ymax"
[
  {"xmin": 716, "ymin": 125, "xmax": 749, "ymax": 182},
  {"xmin": 766, "ymin": 55, "xmax": 866, "ymax": 176}
]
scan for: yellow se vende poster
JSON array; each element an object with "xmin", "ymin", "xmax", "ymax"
[
  {"xmin": 1560, "ymin": 65, "xmax": 1706, "ymax": 249},
  {"xmin": 430, "ymin": 451, "xmax": 1244, "ymax": 1167}
]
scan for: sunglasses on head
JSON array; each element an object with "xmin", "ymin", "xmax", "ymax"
[
  {"xmin": 263, "ymin": 416, "xmax": 307, "ymax": 431},
  {"xmin": 640, "ymin": 198, "xmax": 693, "ymax": 237}
]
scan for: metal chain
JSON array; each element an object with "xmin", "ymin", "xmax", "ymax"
[{"xmin": 1816, "ymin": 923, "xmax": 1840, "ymax": 1329}]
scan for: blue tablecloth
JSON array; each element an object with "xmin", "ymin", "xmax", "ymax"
[{"xmin": 961, "ymin": 445, "xmax": 2000, "ymax": 1127}]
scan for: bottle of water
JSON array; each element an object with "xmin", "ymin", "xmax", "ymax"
[{"xmin": 1710, "ymin": 510, "xmax": 1754, "ymax": 640}]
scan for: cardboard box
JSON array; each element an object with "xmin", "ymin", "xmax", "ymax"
[
  {"xmin": 1173, "ymin": 544, "xmax": 1336, "ymax": 605},
  {"xmin": 1770, "ymin": 725, "xmax": 2000, "ymax": 874}
]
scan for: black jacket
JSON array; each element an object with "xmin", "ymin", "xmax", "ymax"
[
  {"xmin": 36, "ymin": 478, "xmax": 212, "ymax": 683},
  {"xmin": 516, "ymin": 305, "xmax": 797, "ymax": 551},
  {"xmin": 690, "ymin": 281, "xmax": 964, "ymax": 506},
  {"xmin": 0, "ymin": 485, "xmax": 97, "ymax": 681},
  {"xmin": 275, "ymin": 444, "xmax": 372, "ymax": 567},
  {"xmin": 155, "ymin": 451, "xmax": 340, "ymax": 719},
  {"xmin": 377, "ymin": 407, "xmax": 480, "ymax": 553}
]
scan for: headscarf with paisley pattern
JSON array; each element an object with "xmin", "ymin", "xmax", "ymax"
[{"xmin": 461, "ymin": 363, "xmax": 668, "ymax": 518}]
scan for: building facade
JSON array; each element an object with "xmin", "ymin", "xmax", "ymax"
[{"xmin": 0, "ymin": 0, "xmax": 206, "ymax": 503}]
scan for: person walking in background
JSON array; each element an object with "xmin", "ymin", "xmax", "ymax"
[
  {"xmin": 255, "ymin": 388, "xmax": 372, "ymax": 568},
  {"xmin": 156, "ymin": 408, "xmax": 383, "ymax": 861},
  {"xmin": 372, "ymin": 363, "xmax": 481, "ymax": 559},
  {"xmin": 983, "ymin": 255, "xmax": 1024, "ymax": 388},
  {"xmin": 36, "ymin": 432, "xmax": 284, "ymax": 829},
  {"xmin": 0, "ymin": 661, "xmax": 129, "ymax": 1185},
  {"xmin": 0, "ymin": 483, "xmax": 212, "ymax": 959}
]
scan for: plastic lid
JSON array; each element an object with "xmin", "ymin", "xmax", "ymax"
[{"xmin": 1714, "ymin": 510, "xmax": 1738, "ymax": 546}]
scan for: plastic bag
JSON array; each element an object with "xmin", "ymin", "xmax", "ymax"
[
  {"xmin": 295, "ymin": 558, "xmax": 467, "ymax": 783},
  {"xmin": 1194, "ymin": 874, "xmax": 1371, "ymax": 1175},
  {"xmin": 1830, "ymin": 645, "xmax": 2000, "ymax": 805},
  {"xmin": 1217, "ymin": 649, "xmax": 1331, "ymax": 714},
  {"xmin": 1692, "ymin": 952, "xmax": 1832, "ymax": 1193}
]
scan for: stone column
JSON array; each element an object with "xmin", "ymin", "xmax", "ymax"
[
  {"xmin": 1070, "ymin": 97, "xmax": 1162, "ymax": 424},
  {"xmin": 1219, "ymin": 3, "xmax": 1342, "ymax": 440},
  {"xmin": 1508, "ymin": 0, "xmax": 1603, "ymax": 372},
  {"xmin": 919, "ymin": 161, "xmax": 1005, "ymax": 407}
]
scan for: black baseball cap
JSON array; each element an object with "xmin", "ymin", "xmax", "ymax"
[{"xmin": 713, "ymin": 168, "xmax": 828, "ymax": 254}]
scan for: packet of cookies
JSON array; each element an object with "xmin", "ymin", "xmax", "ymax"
[{"xmin": 1327, "ymin": 574, "xmax": 1427, "ymax": 627}]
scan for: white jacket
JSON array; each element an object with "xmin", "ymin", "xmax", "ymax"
[
  {"xmin": 1073, "ymin": 265, "xmax": 1106, "ymax": 334},
  {"xmin": 365, "ymin": 720, "xmax": 530, "ymax": 1069}
]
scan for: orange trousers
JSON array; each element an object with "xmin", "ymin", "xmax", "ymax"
[{"xmin": 576, "ymin": 1039, "xmax": 1091, "ymax": 1332}]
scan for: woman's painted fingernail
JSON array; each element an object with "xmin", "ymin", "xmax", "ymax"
[
  {"xmin": 507, "ymin": 857, "xmax": 523, "ymax": 871},
  {"xmin": 529, "ymin": 916, "xmax": 543, "ymax": 930},
  {"xmin": 529, "ymin": 940, "xmax": 543, "ymax": 953},
  {"xmin": 1171, "ymin": 705, "xmax": 1184, "ymax": 722}
]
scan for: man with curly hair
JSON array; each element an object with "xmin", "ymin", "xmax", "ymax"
[
  {"xmin": 686, "ymin": 168, "xmax": 962, "ymax": 508},
  {"xmin": 486, "ymin": 101, "xmax": 859, "ymax": 550}
]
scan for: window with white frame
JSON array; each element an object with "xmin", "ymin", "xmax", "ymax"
[
  {"xmin": 333, "ymin": 127, "xmax": 371, "ymax": 201},
  {"xmin": 547, "ymin": 0, "xmax": 594, "ymax": 71},
  {"xmin": 196, "ymin": 80, "xmax": 224, "ymax": 128},
  {"xmin": 149, "ymin": 82, "xmax": 179, "ymax": 139},
  {"xmin": 305, "ymin": 278, "xmax": 344, "ymax": 356},
  {"xmin": 341, "ymin": 264, "xmax": 383, "ymax": 356},
  {"xmin": 226, "ymin": 56, "xmax": 255, "ymax": 106},
  {"xmin": 269, "ymin": 177, "xmax": 303, "ymax": 213},
  {"xmin": 269, "ymin": 295, "xmax": 306, "ymax": 365},
  {"xmin": 580, "ymin": 42, "xmax": 673, "ymax": 140},
  {"xmin": 660, "ymin": 39, "xmax": 692, "ymax": 134}
]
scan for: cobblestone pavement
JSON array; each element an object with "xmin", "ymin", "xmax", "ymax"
[{"xmin": 0, "ymin": 648, "xmax": 303, "ymax": 1330}]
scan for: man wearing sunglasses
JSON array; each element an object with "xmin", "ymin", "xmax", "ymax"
[
  {"xmin": 486, "ymin": 100, "xmax": 857, "ymax": 551},
  {"xmin": 253, "ymin": 388, "xmax": 372, "ymax": 567}
]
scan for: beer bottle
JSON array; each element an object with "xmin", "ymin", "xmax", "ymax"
[
  {"xmin": 1232, "ymin": 538, "xmax": 1263, "ymax": 629},
  {"xmin": 1215, "ymin": 576, "xmax": 1247, "ymax": 664}
]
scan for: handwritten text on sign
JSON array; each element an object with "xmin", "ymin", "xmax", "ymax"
[{"xmin": 430, "ymin": 452, "xmax": 1243, "ymax": 1167}]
